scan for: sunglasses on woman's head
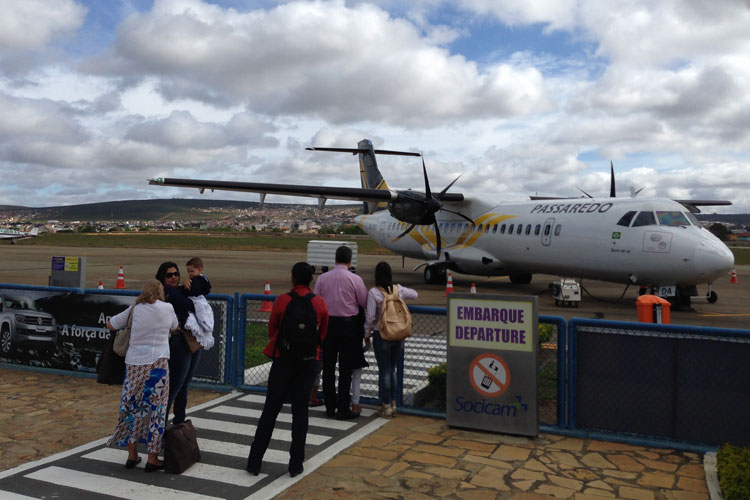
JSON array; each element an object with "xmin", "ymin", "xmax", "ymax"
[{"xmin": 165, "ymin": 272, "xmax": 180, "ymax": 278}]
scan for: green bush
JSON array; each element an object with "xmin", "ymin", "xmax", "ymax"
[
  {"xmin": 539, "ymin": 323, "xmax": 554, "ymax": 344},
  {"xmin": 717, "ymin": 443, "xmax": 750, "ymax": 500},
  {"xmin": 427, "ymin": 362, "xmax": 447, "ymax": 397}
]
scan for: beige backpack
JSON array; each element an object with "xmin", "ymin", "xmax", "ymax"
[{"xmin": 377, "ymin": 285, "xmax": 413, "ymax": 341}]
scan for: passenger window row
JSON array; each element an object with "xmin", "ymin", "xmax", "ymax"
[{"xmin": 385, "ymin": 221, "xmax": 563, "ymax": 238}]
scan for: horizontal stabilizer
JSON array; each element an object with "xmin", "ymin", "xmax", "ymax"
[{"xmin": 305, "ymin": 147, "xmax": 421, "ymax": 157}]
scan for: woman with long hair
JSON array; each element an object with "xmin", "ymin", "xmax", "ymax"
[
  {"xmin": 155, "ymin": 261, "xmax": 199, "ymax": 426},
  {"xmin": 107, "ymin": 279, "xmax": 177, "ymax": 471},
  {"xmin": 364, "ymin": 261, "xmax": 418, "ymax": 418}
]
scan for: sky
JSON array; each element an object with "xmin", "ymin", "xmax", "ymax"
[{"xmin": 1, "ymin": 0, "xmax": 749, "ymax": 212}]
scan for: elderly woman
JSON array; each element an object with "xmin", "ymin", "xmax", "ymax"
[
  {"xmin": 156, "ymin": 261, "xmax": 199, "ymax": 426},
  {"xmin": 107, "ymin": 279, "xmax": 177, "ymax": 472}
]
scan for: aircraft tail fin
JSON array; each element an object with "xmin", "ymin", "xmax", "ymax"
[
  {"xmin": 29, "ymin": 227, "xmax": 38, "ymax": 236},
  {"xmin": 306, "ymin": 139, "xmax": 420, "ymax": 214},
  {"xmin": 358, "ymin": 139, "xmax": 388, "ymax": 214}
]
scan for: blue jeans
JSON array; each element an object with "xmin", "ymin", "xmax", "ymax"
[
  {"xmin": 167, "ymin": 332, "xmax": 202, "ymax": 425},
  {"xmin": 373, "ymin": 332, "xmax": 404, "ymax": 405}
]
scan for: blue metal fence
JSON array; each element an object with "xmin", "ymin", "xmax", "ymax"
[{"xmin": 4, "ymin": 282, "xmax": 750, "ymax": 449}]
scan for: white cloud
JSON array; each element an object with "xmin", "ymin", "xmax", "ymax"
[
  {"xmin": 0, "ymin": 0, "xmax": 748, "ymax": 212},
  {"xmin": 81, "ymin": 0, "xmax": 550, "ymax": 126},
  {"xmin": 0, "ymin": 0, "xmax": 86, "ymax": 51}
]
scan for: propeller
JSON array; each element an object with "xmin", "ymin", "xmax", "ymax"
[
  {"xmin": 392, "ymin": 158, "xmax": 474, "ymax": 259},
  {"xmin": 578, "ymin": 161, "xmax": 616, "ymax": 199}
]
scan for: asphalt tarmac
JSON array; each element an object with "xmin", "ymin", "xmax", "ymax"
[{"xmin": 0, "ymin": 245, "xmax": 747, "ymax": 329}]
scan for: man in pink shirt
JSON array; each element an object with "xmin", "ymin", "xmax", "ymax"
[{"xmin": 313, "ymin": 246, "xmax": 368, "ymax": 419}]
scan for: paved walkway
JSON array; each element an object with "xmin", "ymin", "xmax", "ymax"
[{"xmin": 0, "ymin": 367, "xmax": 710, "ymax": 499}]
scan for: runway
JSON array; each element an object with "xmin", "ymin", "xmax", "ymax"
[{"xmin": 0, "ymin": 245, "xmax": 747, "ymax": 329}]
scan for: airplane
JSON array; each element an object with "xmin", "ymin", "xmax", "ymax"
[
  {"xmin": 0, "ymin": 227, "xmax": 38, "ymax": 244},
  {"xmin": 149, "ymin": 139, "xmax": 735, "ymax": 308}
]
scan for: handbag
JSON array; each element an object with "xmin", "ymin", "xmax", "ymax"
[
  {"xmin": 96, "ymin": 331, "xmax": 125, "ymax": 385},
  {"xmin": 112, "ymin": 307, "xmax": 134, "ymax": 357},
  {"xmin": 183, "ymin": 329, "xmax": 202, "ymax": 353},
  {"xmin": 164, "ymin": 420, "xmax": 201, "ymax": 474}
]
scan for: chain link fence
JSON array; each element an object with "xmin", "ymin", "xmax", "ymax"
[{"xmin": 237, "ymin": 294, "xmax": 564, "ymax": 426}]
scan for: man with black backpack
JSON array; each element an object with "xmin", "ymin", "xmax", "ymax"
[{"xmin": 246, "ymin": 262, "xmax": 329, "ymax": 478}]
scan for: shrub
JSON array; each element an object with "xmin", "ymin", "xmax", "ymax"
[
  {"xmin": 717, "ymin": 443, "xmax": 750, "ymax": 500},
  {"xmin": 427, "ymin": 362, "xmax": 446, "ymax": 396},
  {"xmin": 539, "ymin": 323, "xmax": 554, "ymax": 344}
]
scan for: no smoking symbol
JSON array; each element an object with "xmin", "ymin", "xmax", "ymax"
[{"xmin": 469, "ymin": 354, "xmax": 510, "ymax": 397}]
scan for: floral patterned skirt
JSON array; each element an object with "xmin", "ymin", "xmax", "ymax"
[{"xmin": 107, "ymin": 358, "xmax": 169, "ymax": 454}]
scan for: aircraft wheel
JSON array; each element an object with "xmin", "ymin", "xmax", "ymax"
[
  {"xmin": 321, "ymin": 266, "xmax": 329, "ymax": 273},
  {"xmin": 707, "ymin": 291, "xmax": 718, "ymax": 304},
  {"xmin": 509, "ymin": 272, "xmax": 532, "ymax": 285}
]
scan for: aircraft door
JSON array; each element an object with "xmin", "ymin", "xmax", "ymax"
[
  {"xmin": 379, "ymin": 221, "xmax": 389, "ymax": 245},
  {"xmin": 542, "ymin": 218, "xmax": 555, "ymax": 246}
]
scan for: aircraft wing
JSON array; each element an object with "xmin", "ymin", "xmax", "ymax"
[
  {"xmin": 149, "ymin": 177, "xmax": 464, "ymax": 204},
  {"xmin": 149, "ymin": 177, "xmax": 396, "ymax": 202},
  {"xmin": 675, "ymin": 199, "xmax": 733, "ymax": 213}
]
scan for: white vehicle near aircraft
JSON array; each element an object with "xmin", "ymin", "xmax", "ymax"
[
  {"xmin": 0, "ymin": 227, "xmax": 38, "ymax": 244},
  {"xmin": 149, "ymin": 139, "xmax": 734, "ymax": 307}
]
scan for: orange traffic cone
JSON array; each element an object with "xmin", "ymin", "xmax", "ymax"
[
  {"xmin": 259, "ymin": 281, "xmax": 273, "ymax": 311},
  {"xmin": 444, "ymin": 272, "xmax": 454, "ymax": 296},
  {"xmin": 115, "ymin": 266, "xmax": 125, "ymax": 289},
  {"xmin": 470, "ymin": 283, "xmax": 476, "ymax": 294},
  {"xmin": 730, "ymin": 267, "xmax": 738, "ymax": 284},
  {"xmin": 98, "ymin": 281, "xmax": 104, "ymax": 289}
]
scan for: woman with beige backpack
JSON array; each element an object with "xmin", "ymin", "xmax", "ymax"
[{"xmin": 364, "ymin": 262, "xmax": 418, "ymax": 418}]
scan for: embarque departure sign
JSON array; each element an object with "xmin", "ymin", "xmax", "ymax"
[{"xmin": 447, "ymin": 293, "xmax": 538, "ymax": 436}]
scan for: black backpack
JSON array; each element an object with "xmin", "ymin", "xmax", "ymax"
[{"xmin": 275, "ymin": 291, "xmax": 319, "ymax": 360}]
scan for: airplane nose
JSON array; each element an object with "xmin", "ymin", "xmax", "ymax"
[{"xmin": 694, "ymin": 240, "xmax": 734, "ymax": 281}]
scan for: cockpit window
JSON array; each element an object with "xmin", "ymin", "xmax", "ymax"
[
  {"xmin": 617, "ymin": 211, "xmax": 636, "ymax": 227},
  {"xmin": 632, "ymin": 211, "xmax": 656, "ymax": 227},
  {"xmin": 684, "ymin": 212, "xmax": 700, "ymax": 226},
  {"xmin": 656, "ymin": 211, "xmax": 690, "ymax": 226}
]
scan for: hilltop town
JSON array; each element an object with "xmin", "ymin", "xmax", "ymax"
[{"xmin": 0, "ymin": 200, "xmax": 364, "ymax": 235}]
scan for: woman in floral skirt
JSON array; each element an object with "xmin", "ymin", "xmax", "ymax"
[{"xmin": 107, "ymin": 279, "xmax": 178, "ymax": 472}]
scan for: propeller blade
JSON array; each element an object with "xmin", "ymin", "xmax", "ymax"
[
  {"xmin": 438, "ymin": 173, "xmax": 463, "ymax": 199},
  {"xmin": 610, "ymin": 161, "xmax": 616, "ymax": 198},
  {"xmin": 576, "ymin": 186, "xmax": 593, "ymax": 199},
  {"xmin": 441, "ymin": 208, "xmax": 475, "ymax": 226},
  {"xmin": 434, "ymin": 221, "xmax": 442, "ymax": 260},
  {"xmin": 422, "ymin": 158, "xmax": 432, "ymax": 198},
  {"xmin": 393, "ymin": 224, "xmax": 416, "ymax": 241}
]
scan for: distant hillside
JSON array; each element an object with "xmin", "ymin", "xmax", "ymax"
[
  {"xmin": 1, "ymin": 198, "xmax": 359, "ymax": 222},
  {"xmin": 696, "ymin": 213, "xmax": 750, "ymax": 226}
]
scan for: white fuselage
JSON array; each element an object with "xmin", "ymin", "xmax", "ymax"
[{"xmin": 357, "ymin": 196, "xmax": 734, "ymax": 287}]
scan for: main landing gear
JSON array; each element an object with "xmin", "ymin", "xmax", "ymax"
[
  {"xmin": 423, "ymin": 265, "xmax": 447, "ymax": 285},
  {"xmin": 509, "ymin": 272, "xmax": 532, "ymax": 285}
]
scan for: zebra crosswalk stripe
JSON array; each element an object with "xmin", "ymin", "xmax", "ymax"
[
  {"xmin": 0, "ymin": 391, "xmax": 395, "ymax": 498},
  {"xmin": 83, "ymin": 448, "xmax": 267, "ymax": 487},
  {"xmin": 25, "ymin": 465, "xmax": 224, "ymax": 499}
]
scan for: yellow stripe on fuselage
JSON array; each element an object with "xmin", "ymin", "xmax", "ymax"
[
  {"xmin": 389, "ymin": 213, "xmax": 517, "ymax": 253},
  {"xmin": 454, "ymin": 214, "xmax": 516, "ymax": 248}
]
